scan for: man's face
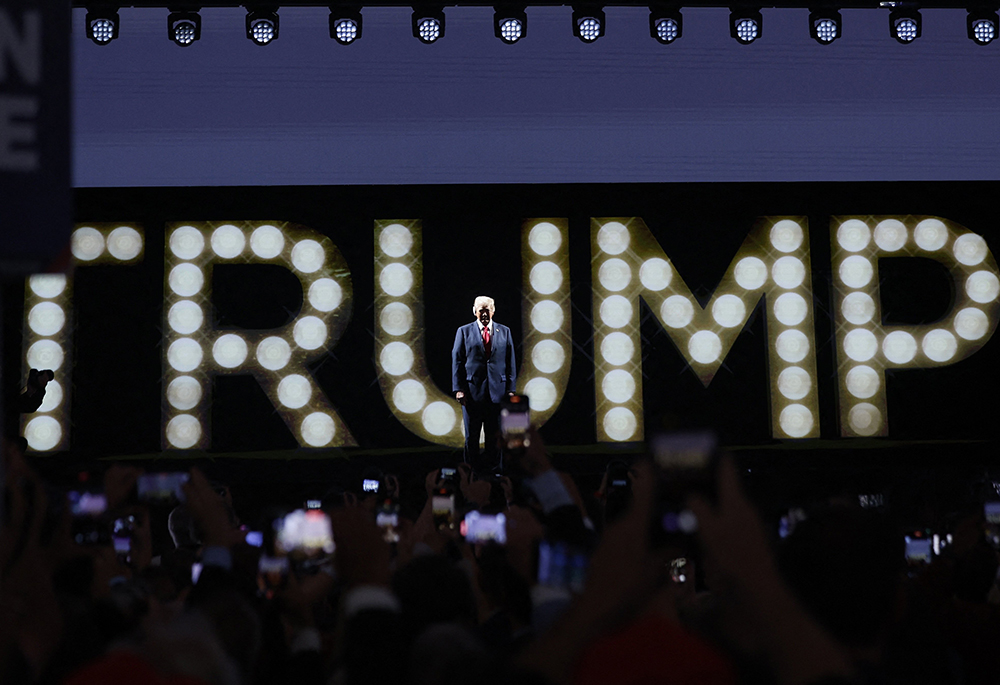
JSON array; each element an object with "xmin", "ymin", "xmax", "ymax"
[{"xmin": 475, "ymin": 304, "xmax": 493, "ymax": 326}]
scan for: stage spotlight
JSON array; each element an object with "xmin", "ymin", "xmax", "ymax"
[
  {"xmin": 967, "ymin": 8, "xmax": 998, "ymax": 45},
  {"xmin": 330, "ymin": 7, "xmax": 363, "ymax": 44},
  {"xmin": 730, "ymin": 8, "xmax": 762, "ymax": 44},
  {"xmin": 412, "ymin": 7, "xmax": 445, "ymax": 43},
  {"xmin": 889, "ymin": 7, "xmax": 920, "ymax": 43},
  {"xmin": 168, "ymin": 10, "xmax": 201, "ymax": 47},
  {"xmin": 86, "ymin": 7, "xmax": 119, "ymax": 45},
  {"xmin": 809, "ymin": 8, "xmax": 841, "ymax": 44},
  {"xmin": 572, "ymin": 5, "xmax": 606, "ymax": 43},
  {"xmin": 649, "ymin": 7, "xmax": 682, "ymax": 44},
  {"xmin": 494, "ymin": 6, "xmax": 527, "ymax": 43},
  {"xmin": 246, "ymin": 7, "xmax": 279, "ymax": 45}
]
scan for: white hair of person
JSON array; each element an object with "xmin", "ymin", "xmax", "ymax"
[{"xmin": 473, "ymin": 296, "xmax": 495, "ymax": 312}]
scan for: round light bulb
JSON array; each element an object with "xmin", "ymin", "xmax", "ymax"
[
  {"xmin": 914, "ymin": 219, "xmax": 947, "ymax": 251},
  {"xmin": 598, "ymin": 258, "xmax": 631, "ymax": 292},
  {"xmin": 845, "ymin": 365, "xmax": 879, "ymax": 399},
  {"xmin": 775, "ymin": 329, "xmax": 809, "ymax": 363},
  {"xmin": 841, "ymin": 292, "xmax": 875, "ymax": 325},
  {"xmin": 301, "ymin": 412, "xmax": 336, "ymax": 446},
  {"xmin": 380, "ymin": 224, "xmax": 413, "ymax": 258},
  {"xmin": 921, "ymin": 329, "xmax": 957, "ymax": 362},
  {"xmin": 688, "ymin": 330, "xmax": 722, "ymax": 364},
  {"xmin": 843, "ymin": 329, "xmax": 878, "ymax": 362},
  {"xmin": 779, "ymin": 404, "xmax": 813, "ymax": 438},
  {"xmin": 392, "ymin": 379, "xmax": 427, "ymax": 414},
  {"xmin": 839, "ymin": 256, "xmax": 874, "ymax": 288},
  {"xmin": 308, "ymin": 278, "xmax": 343, "ymax": 312},
  {"xmin": 600, "ymin": 332, "xmax": 634, "ymax": 366},
  {"xmin": 735, "ymin": 257, "xmax": 767, "ymax": 290},
  {"xmin": 380, "ymin": 341, "xmax": 415, "ymax": 376},
  {"xmin": 602, "ymin": 369, "xmax": 636, "ymax": 403},
  {"xmin": 639, "ymin": 258, "xmax": 672, "ymax": 291},
  {"xmin": 836, "ymin": 220, "xmax": 871, "ymax": 252},
  {"xmin": 528, "ymin": 222, "xmax": 561, "ymax": 256},
  {"xmin": 529, "ymin": 300, "xmax": 562, "ymax": 334},
  {"xmin": 422, "ymin": 401, "xmax": 457, "ymax": 436},
  {"xmin": 597, "ymin": 222, "xmax": 629, "ymax": 255},
  {"xmin": 848, "ymin": 403, "xmax": 882, "ymax": 436},
  {"xmin": 211, "ymin": 224, "xmax": 246, "ymax": 259},
  {"xmin": 170, "ymin": 226, "xmax": 205, "ymax": 259},
  {"xmin": 600, "ymin": 295, "xmax": 633, "ymax": 329},
  {"xmin": 523, "ymin": 377, "xmax": 557, "ymax": 412},
  {"xmin": 256, "ymin": 336, "xmax": 292, "ymax": 370},
  {"xmin": 873, "ymin": 220, "xmax": 907, "ymax": 252},
  {"xmin": 531, "ymin": 340, "xmax": 565, "ymax": 373},
  {"xmin": 291, "ymin": 240, "xmax": 325, "ymax": 273},
  {"xmin": 250, "ymin": 225, "xmax": 285, "ymax": 259},
  {"xmin": 530, "ymin": 261, "xmax": 563, "ymax": 295},
  {"xmin": 603, "ymin": 407, "xmax": 637, "ymax": 441},
  {"xmin": 661, "ymin": 295, "xmax": 694, "ymax": 328},
  {"xmin": 107, "ymin": 226, "xmax": 143, "ymax": 260},
  {"xmin": 379, "ymin": 263, "xmax": 414, "ymax": 297},
  {"xmin": 380, "ymin": 302, "xmax": 414, "ymax": 336},
  {"xmin": 882, "ymin": 330, "xmax": 917, "ymax": 364},
  {"xmin": 769, "ymin": 220, "xmax": 804, "ymax": 253}
]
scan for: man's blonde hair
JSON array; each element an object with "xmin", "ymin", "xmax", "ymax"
[{"xmin": 473, "ymin": 296, "xmax": 495, "ymax": 312}]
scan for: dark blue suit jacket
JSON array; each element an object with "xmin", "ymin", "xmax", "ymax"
[{"xmin": 452, "ymin": 322, "xmax": 517, "ymax": 405}]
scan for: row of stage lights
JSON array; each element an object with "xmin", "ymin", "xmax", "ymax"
[{"xmin": 84, "ymin": 4, "xmax": 1000, "ymax": 47}]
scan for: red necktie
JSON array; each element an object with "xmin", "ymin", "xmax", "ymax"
[{"xmin": 483, "ymin": 324, "xmax": 491, "ymax": 354}]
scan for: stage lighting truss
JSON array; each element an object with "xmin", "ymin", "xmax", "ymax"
[
  {"xmin": 412, "ymin": 6, "xmax": 445, "ymax": 42},
  {"xmin": 889, "ymin": 6, "xmax": 920, "ymax": 42},
  {"xmin": 246, "ymin": 6, "xmax": 280, "ymax": 44},
  {"xmin": 730, "ymin": 7, "xmax": 762, "ymax": 44},
  {"xmin": 86, "ymin": 7, "xmax": 120, "ymax": 45},
  {"xmin": 72, "ymin": 2, "xmax": 998, "ymax": 49},
  {"xmin": 167, "ymin": 9, "xmax": 201, "ymax": 46},
  {"xmin": 494, "ymin": 5, "xmax": 527, "ymax": 43},
  {"xmin": 649, "ymin": 6, "xmax": 682, "ymax": 43},
  {"xmin": 330, "ymin": 6, "xmax": 363, "ymax": 44},
  {"xmin": 967, "ymin": 7, "xmax": 998, "ymax": 45},
  {"xmin": 573, "ymin": 5, "xmax": 606, "ymax": 42},
  {"xmin": 809, "ymin": 8, "xmax": 841, "ymax": 44}
]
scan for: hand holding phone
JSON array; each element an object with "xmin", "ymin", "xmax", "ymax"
[
  {"xmin": 651, "ymin": 432, "xmax": 720, "ymax": 544},
  {"xmin": 376, "ymin": 501, "xmax": 401, "ymax": 543},
  {"xmin": 68, "ymin": 490, "xmax": 111, "ymax": 546},
  {"xmin": 461, "ymin": 511, "xmax": 507, "ymax": 544},
  {"xmin": 257, "ymin": 555, "xmax": 289, "ymax": 598},
  {"xmin": 500, "ymin": 394, "xmax": 530, "ymax": 454},
  {"xmin": 275, "ymin": 509, "xmax": 335, "ymax": 559},
  {"xmin": 432, "ymin": 491, "xmax": 456, "ymax": 531}
]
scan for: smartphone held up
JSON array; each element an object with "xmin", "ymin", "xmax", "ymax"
[
  {"xmin": 500, "ymin": 394, "xmax": 530, "ymax": 454},
  {"xmin": 650, "ymin": 431, "xmax": 721, "ymax": 545}
]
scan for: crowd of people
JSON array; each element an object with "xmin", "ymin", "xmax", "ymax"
[{"xmin": 2, "ymin": 417, "xmax": 1000, "ymax": 685}]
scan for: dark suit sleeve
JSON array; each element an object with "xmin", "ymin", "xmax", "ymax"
[
  {"xmin": 452, "ymin": 327, "xmax": 468, "ymax": 395},
  {"xmin": 505, "ymin": 325, "xmax": 516, "ymax": 393}
]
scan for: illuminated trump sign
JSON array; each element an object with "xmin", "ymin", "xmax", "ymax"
[{"xmin": 20, "ymin": 215, "xmax": 999, "ymax": 452}]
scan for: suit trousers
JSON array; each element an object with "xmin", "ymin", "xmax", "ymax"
[{"xmin": 462, "ymin": 399, "xmax": 502, "ymax": 474}]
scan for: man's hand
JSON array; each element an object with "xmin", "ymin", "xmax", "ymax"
[
  {"xmin": 103, "ymin": 465, "xmax": 141, "ymax": 510},
  {"xmin": 330, "ymin": 507, "xmax": 391, "ymax": 588},
  {"xmin": 455, "ymin": 391, "xmax": 466, "ymax": 406},
  {"xmin": 457, "ymin": 463, "xmax": 491, "ymax": 507},
  {"xmin": 519, "ymin": 425, "xmax": 553, "ymax": 478},
  {"xmin": 182, "ymin": 468, "xmax": 242, "ymax": 548}
]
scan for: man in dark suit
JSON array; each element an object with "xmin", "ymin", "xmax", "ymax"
[{"xmin": 452, "ymin": 296, "xmax": 517, "ymax": 474}]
